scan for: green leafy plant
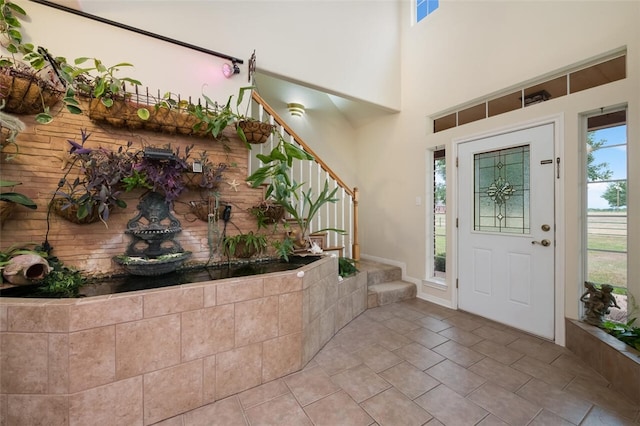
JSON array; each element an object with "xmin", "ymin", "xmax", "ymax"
[
  {"xmin": 0, "ymin": 179, "xmax": 37, "ymax": 208},
  {"xmin": 246, "ymin": 133, "xmax": 344, "ymax": 259},
  {"xmin": 222, "ymin": 231, "xmax": 268, "ymax": 258},
  {"xmin": 189, "ymin": 86, "xmax": 256, "ymax": 146},
  {"xmin": 0, "ymin": 243, "xmax": 44, "ymax": 268},
  {"xmin": 338, "ymin": 257, "xmax": 358, "ymax": 278},
  {"xmin": 601, "ymin": 318, "xmax": 640, "ymax": 352}
]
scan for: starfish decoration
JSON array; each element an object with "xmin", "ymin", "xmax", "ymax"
[{"xmin": 227, "ymin": 179, "xmax": 241, "ymax": 192}]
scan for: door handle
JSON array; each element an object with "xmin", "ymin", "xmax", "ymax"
[{"xmin": 531, "ymin": 239, "xmax": 551, "ymax": 247}]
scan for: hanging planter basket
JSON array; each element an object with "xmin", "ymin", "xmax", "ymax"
[
  {"xmin": 88, "ymin": 98, "xmax": 146, "ymax": 129},
  {"xmin": 50, "ymin": 199, "xmax": 101, "ymax": 225},
  {"xmin": 249, "ymin": 202, "xmax": 284, "ymax": 224},
  {"xmin": 0, "ymin": 68, "xmax": 63, "ymax": 115},
  {"xmin": 237, "ymin": 120, "xmax": 274, "ymax": 144},
  {"xmin": 188, "ymin": 199, "xmax": 226, "ymax": 222}
]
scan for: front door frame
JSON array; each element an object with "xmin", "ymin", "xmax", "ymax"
[{"xmin": 452, "ymin": 114, "xmax": 566, "ymax": 345}]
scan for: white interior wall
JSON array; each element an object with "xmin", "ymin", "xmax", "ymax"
[
  {"xmin": 34, "ymin": 0, "xmax": 401, "ymax": 110},
  {"xmin": 355, "ymin": 0, "xmax": 639, "ymax": 320}
]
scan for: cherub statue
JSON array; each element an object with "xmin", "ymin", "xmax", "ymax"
[{"xmin": 580, "ymin": 281, "xmax": 620, "ymax": 326}]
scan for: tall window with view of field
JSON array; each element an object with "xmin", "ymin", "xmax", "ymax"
[{"xmin": 585, "ymin": 110, "xmax": 627, "ymax": 322}]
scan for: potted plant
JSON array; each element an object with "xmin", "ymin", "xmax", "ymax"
[
  {"xmin": 182, "ymin": 150, "xmax": 227, "ymax": 191},
  {"xmin": 248, "ymin": 200, "xmax": 285, "ymax": 229},
  {"xmin": 132, "ymin": 144, "xmax": 193, "ymax": 205},
  {"xmin": 222, "ymin": 231, "xmax": 268, "ymax": 259},
  {"xmin": 0, "ymin": 179, "xmax": 36, "ymax": 226},
  {"xmin": 51, "ymin": 130, "xmax": 135, "ymax": 225}
]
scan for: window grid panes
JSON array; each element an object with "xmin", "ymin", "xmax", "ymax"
[
  {"xmin": 585, "ymin": 117, "xmax": 627, "ymax": 322},
  {"xmin": 417, "ymin": 0, "xmax": 439, "ymax": 22},
  {"xmin": 474, "ymin": 145, "xmax": 530, "ymax": 234}
]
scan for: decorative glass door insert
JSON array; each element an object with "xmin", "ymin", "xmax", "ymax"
[{"xmin": 474, "ymin": 145, "xmax": 530, "ymax": 233}]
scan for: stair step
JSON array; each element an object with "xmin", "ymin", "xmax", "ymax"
[
  {"xmin": 356, "ymin": 260, "xmax": 402, "ymax": 285},
  {"xmin": 368, "ymin": 280, "xmax": 417, "ymax": 308}
]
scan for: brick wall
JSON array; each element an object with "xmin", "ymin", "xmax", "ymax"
[{"xmin": 1, "ymin": 107, "xmax": 269, "ymax": 276}]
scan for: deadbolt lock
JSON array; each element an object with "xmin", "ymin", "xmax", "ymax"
[{"xmin": 541, "ymin": 224, "xmax": 551, "ymax": 232}]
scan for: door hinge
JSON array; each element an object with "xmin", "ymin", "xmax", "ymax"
[
  {"xmin": 456, "ymin": 157, "xmax": 459, "ymax": 167},
  {"xmin": 556, "ymin": 157, "xmax": 560, "ymax": 179},
  {"xmin": 456, "ymin": 218, "xmax": 459, "ymax": 228},
  {"xmin": 456, "ymin": 278, "xmax": 459, "ymax": 289}
]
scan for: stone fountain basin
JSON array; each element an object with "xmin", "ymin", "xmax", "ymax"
[
  {"xmin": 113, "ymin": 252, "xmax": 191, "ymax": 276},
  {"xmin": 126, "ymin": 228, "xmax": 181, "ymax": 242}
]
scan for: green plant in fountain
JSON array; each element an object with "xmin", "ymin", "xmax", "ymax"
[
  {"xmin": 246, "ymin": 133, "xmax": 344, "ymax": 261},
  {"xmin": 338, "ymin": 257, "xmax": 358, "ymax": 278},
  {"xmin": 222, "ymin": 231, "xmax": 268, "ymax": 259}
]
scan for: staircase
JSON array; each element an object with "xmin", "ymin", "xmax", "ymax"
[{"xmin": 357, "ymin": 259, "xmax": 417, "ymax": 308}]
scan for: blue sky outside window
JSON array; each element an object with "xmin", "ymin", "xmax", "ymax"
[{"xmin": 417, "ymin": 0, "xmax": 439, "ymax": 22}]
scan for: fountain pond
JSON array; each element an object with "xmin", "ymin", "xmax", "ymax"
[{"xmin": 0, "ymin": 255, "xmax": 321, "ymax": 298}]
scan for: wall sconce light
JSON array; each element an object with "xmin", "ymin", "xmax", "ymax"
[
  {"xmin": 287, "ymin": 103, "xmax": 305, "ymax": 117},
  {"xmin": 222, "ymin": 61, "xmax": 240, "ymax": 78}
]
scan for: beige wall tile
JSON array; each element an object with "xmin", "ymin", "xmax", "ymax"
[
  {"xmin": 279, "ymin": 292, "xmax": 302, "ymax": 335},
  {"xmin": 203, "ymin": 355, "xmax": 216, "ymax": 405},
  {"xmin": 0, "ymin": 305, "xmax": 6, "ymax": 332},
  {"xmin": 217, "ymin": 278, "xmax": 263, "ymax": 305},
  {"xmin": 235, "ymin": 296, "xmax": 278, "ymax": 347},
  {"xmin": 144, "ymin": 360, "xmax": 204, "ymax": 425},
  {"xmin": 0, "ymin": 332, "xmax": 48, "ymax": 393},
  {"xmin": 69, "ymin": 376, "xmax": 143, "ymax": 426},
  {"xmin": 7, "ymin": 304, "xmax": 70, "ymax": 333},
  {"xmin": 116, "ymin": 314, "xmax": 181, "ymax": 379},
  {"xmin": 203, "ymin": 283, "xmax": 217, "ymax": 307},
  {"xmin": 308, "ymin": 280, "xmax": 326, "ymax": 322},
  {"xmin": 143, "ymin": 287, "xmax": 203, "ymax": 318},
  {"xmin": 262, "ymin": 333, "xmax": 302, "ymax": 382},
  {"xmin": 6, "ymin": 395, "xmax": 69, "ymax": 426},
  {"xmin": 264, "ymin": 273, "xmax": 302, "ymax": 296},
  {"xmin": 216, "ymin": 343, "xmax": 262, "ymax": 399},
  {"xmin": 48, "ymin": 333, "xmax": 69, "ymax": 394},
  {"xmin": 182, "ymin": 305, "xmax": 235, "ymax": 361},
  {"xmin": 336, "ymin": 295, "xmax": 354, "ymax": 330},
  {"xmin": 69, "ymin": 296, "xmax": 143, "ymax": 332},
  {"xmin": 0, "ymin": 394, "xmax": 6, "ymax": 425},
  {"xmin": 69, "ymin": 326, "xmax": 116, "ymax": 393}
]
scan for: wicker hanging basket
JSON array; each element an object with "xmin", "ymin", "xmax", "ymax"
[
  {"xmin": 0, "ymin": 68, "xmax": 63, "ymax": 115},
  {"xmin": 50, "ymin": 199, "xmax": 101, "ymax": 225},
  {"xmin": 237, "ymin": 120, "xmax": 274, "ymax": 144}
]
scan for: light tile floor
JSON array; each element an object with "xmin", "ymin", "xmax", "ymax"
[{"xmin": 159, "ymin": 299, "xmax": 640, "ymax": 426}]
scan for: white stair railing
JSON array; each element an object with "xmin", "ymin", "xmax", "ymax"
[{"xmin": 248, "ymin": 92, "xmax": 359, "ymax": 260}]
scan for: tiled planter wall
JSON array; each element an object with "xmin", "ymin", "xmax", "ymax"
[
  {"xmin": 0, "ymin": 256, "xmax": 368, "ymax": 425},
  {"xmin": 566, "ymin": 318, "xmax": 640, "ymax": 406}
]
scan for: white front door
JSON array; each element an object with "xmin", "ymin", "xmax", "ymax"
[{"xmin": 457, "ymin": 123, "xmax": 555, "ymax": 339}]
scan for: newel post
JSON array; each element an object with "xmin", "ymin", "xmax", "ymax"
[{"xmin": 352, "ymin": 187, "xmax": 360, "ymax": 260}]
